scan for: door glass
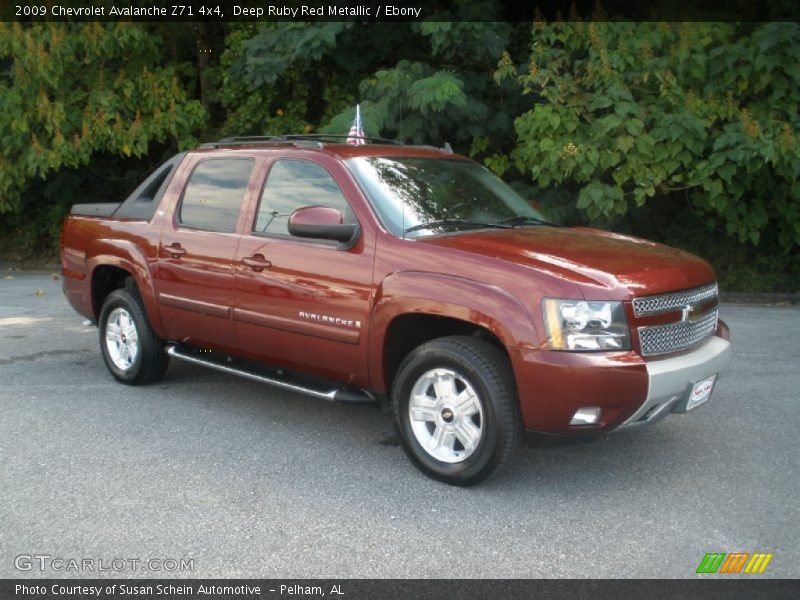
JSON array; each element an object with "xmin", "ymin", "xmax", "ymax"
[
  {"xmin": 255, "ymin": 160, "xmax": 355, "ymax": 235},
  {"xmin": 179, "ymin": 158, "xmax": 255, "ymax": 233}
]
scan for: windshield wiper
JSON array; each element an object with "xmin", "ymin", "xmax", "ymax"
[
  {"xmin": 404, "ymin": 219, "xmax": 511, "ymax": 234},
  {"xmin": 494, "ymin": 215, "xmax": 558, "ymax": 227}
]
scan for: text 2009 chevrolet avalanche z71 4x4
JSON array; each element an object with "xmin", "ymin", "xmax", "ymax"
[{"xmin": 61, "ymin": 135, "xmax": 731, "ymax": 485}]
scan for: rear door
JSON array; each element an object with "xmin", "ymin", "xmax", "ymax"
[
  {"xmin": 154, "ymin": 156, "xmax": 260, "ymax": 353},
  {"xmin": 233, "ymin": 157, "xmax": 375, "ymax": 387}
]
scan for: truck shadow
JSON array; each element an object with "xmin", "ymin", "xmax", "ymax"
[{"xmin": 162, "ymin": 359, "xmax": 704, "ymax": 498}]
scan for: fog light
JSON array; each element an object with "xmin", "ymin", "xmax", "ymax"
[{"xmin": 570, "ymin": 407, "xmax": 602, "ymax": 426}]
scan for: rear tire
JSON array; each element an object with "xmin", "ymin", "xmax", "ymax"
[
  {"xmin": 99, "ymin": 288, "xmax": 169, "ymax": 385},
  {"xmin": 392, "ymin": 336, "xmax": 522, "ymax": 486}
]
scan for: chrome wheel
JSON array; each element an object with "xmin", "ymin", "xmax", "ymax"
[
  {"xmin": 408, "ymin": 368, "xmax": 484, "ymax": 463},
  {"xmin": 105, "ymin": 307, "xmax": 139, "ymax": 371}
]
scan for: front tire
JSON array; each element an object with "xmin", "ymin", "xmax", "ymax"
[
  {"xmin": 392, "ymin": 336, "xmax": 522, "ymax": 486},
  {"xmin": 99, "ymin": 288, "xmax": 169, "ymax": 385}
]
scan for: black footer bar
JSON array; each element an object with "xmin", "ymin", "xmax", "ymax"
[{"xmin": 2, "ymin": 579, "xmax": 799, "ymax": 600}]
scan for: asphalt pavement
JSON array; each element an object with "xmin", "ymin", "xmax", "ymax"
[{"xmin": 1, "ymin": 272, "xmax": 798, "ymax": 578}]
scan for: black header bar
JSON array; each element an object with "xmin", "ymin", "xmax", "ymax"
[{"xmin": 2, "ymin": 0, "xmax": 799, "ymax": 22}]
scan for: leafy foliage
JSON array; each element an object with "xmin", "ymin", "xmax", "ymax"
[
  {"xmin": 0, "ymin": 23, "xmax": 206, "ymax": 218},
  {"xmin": 323, "ymin": 14, "xmax": 522, "ymax": 153},
  {"xmin": 222, "ymin": 5, "xmax": 526, "ymax": 170},
  {"xmin": 241, "ymin": 23, "xmax": 352, "ymax": 87},
  {"xmin": 219, "ymin": 21, "xmax": 409, "ymax": 136},
  {"xmin": 512, "ymin": 21, "xmax": 800, "ymax": 250},
  {"xmin": 0, "ymin": 17, "xmax": 797, "ymax": 291}
]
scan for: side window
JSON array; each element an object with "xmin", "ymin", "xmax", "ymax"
[
  {"xmin": 179, "ymin": 158, "xmax": 254, "ymax": 233},
  {"xmin": 254, "ymin": 160, "xmax": 355, "ymax": 235}
]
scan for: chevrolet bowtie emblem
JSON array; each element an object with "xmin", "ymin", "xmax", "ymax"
[{"xmin": 681, "ymin": 304, "xmax": 703, "ymax": 322}]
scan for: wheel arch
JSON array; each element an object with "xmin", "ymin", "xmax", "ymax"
[
  {"xmin": 85, "ymin": 240, "xmax": 164, "ymax": 336},
  {"xmin": 91, "ymin": 264, "xmax": 135, "ymax": 318},
  {"xmin": 369, "ymin": 271, "xmax": 541, "ymax": 393},
  {"xmin": 381, "ymin": 314, "xmax": 510, "ymax": 396}
]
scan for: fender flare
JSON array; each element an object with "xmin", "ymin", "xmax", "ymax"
[
  {"xmin": 368, "ymin": 271, "xmax": 543, "ymax": 391},
  {"xmin": 85, "ymin": 239, "xmax": 165, "ymax": 337}
]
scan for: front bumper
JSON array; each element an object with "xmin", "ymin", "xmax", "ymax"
[
  {"xmin": 615, "ymin": 336, "xmax": 731, "ymax": 430},
  {"xmin": 513, "ymin": 327, "xmax": 731, "ymax": 434}
]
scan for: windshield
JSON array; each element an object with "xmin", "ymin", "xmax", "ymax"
[{"xmin": 346, "ymin": 156, "xmax": 548, "ymax": 238}]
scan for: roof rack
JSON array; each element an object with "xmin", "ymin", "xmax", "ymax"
[
  {"xmin": 199, "ymin": 136, "xmax": 312, "ymax": 150},
  {"xmin": 276, "ymin": 134, "xmax": 404, "ymax": 145},
  {"xmin": 200, "ymin": 134, "xmax": 405, "ymax": 149}
]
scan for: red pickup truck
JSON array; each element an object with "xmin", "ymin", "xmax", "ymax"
[{"xmin": 61, "ymin": 135, "xmax": 731, "ymax": 485}]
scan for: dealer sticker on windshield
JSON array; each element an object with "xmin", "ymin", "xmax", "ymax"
[{"xmin": 687, "ymin": 374, "xmax": 717, "ymax": 411}]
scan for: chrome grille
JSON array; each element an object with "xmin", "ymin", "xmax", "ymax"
[
  {"xmin": 633, "ymin": 282, "xmax": 718, "ymax": 317},
  {"xmin": 638, "ymin": 308, "xmax": 718, "ymax": 356}
]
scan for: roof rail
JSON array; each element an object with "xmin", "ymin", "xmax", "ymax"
[
  {"xmin": 200, "ymin": 134, "xmax": 406, "ymax": 149},
  {"xmin": 274, "ymin": 134, "xmax": 404, "ymax": 145},
  {"xmin": 218, "ymin": 136, "xmax": 279, "ymax": 143},
  {"xmin": 204, "ymin": 136, "xmax": 318, "ymax": 149}
]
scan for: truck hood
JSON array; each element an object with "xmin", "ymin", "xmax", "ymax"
[{"xmin": 419, "ymin": 226, "xmax": 716, "ymax": 296}]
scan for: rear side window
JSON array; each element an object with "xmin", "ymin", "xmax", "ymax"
[
  {"xmin": 179, "ymin": 158, "xmax": 254, "ymax": 233},
  {"xmin": 254, "ymin": 160, "xmax": 354, "ymax": 235}
]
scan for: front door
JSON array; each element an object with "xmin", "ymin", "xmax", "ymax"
[
  {"xmin": 233, "ymin": 158, "xmax": 374, "ymax": 386},
  {"xmin": 154, "ymin": 156, "xmax": 258, "ymax": 353}
]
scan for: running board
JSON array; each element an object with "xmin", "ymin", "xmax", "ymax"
[{"xmin": 165, "ymin": 345, "xmax": 375, "ymax": 405}]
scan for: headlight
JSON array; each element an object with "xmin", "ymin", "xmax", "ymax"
[{"xmin": 543, "ymin": 299, "xmax": 630, "ymax": 351}]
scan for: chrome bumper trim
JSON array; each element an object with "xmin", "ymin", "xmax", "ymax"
[{"xmin": 616, "ymin": 336, "xmax": 731, "ymax": 430}]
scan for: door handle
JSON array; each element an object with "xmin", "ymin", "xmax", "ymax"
[
  {"xmin": 242, "ymin": 254, "xmax": 271, "ymax": 272},
  {"xmin": 164, "ymin": 242, "xmax": 186, "ymax": 257}
]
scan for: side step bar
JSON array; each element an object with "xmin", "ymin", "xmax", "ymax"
[{"xmin": 165, "ymin": 345, "xmax": 375, "ymax": 405}]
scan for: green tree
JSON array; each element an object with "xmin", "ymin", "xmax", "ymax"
[
  {"xmin": 219, "ymin": 21, "xmax": 406, "ymax": 136},
  {"xmin": 0, "ymin": 22, "xmax": 206, "ymax": 221},
  {"xmin": 223, "ymin": 2, "xmax": 529, "ymax": 171},
  {"xmin": 322, "ymin": 18, "xmax": 518, "ymax": 153},
  {"xmin": 511, "ymin": 21, "xmax": 800, "ymax": 249}
]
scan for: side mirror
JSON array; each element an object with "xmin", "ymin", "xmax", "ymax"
[{"xmin": 287, "ymin": 206, "xmax": 359, "ymax": 247}]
